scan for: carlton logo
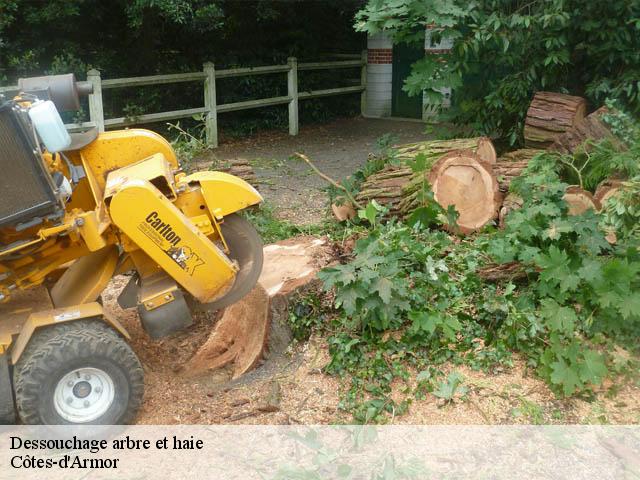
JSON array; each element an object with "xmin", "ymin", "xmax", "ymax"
[{"xmin": 145, "ymin": 211, "xmax": 182, "ymax": 247}]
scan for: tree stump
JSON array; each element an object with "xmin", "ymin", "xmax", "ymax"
[
  {"xmin": 181, "ymin": 237, "xmax": 334, "ymax": 379},
  {"xmin": 524, "ymin": 92, "xmax": 587, "ymax": 149},
  {"xmin": 428, "ymin": 150, "xmax": 502, "ymax": 234}
]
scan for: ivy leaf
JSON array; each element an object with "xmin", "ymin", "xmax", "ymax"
[
  {"xmin": 550, "ymin": 358, "xmax": 582, "ymax": 396},
  {"xmin": 408, "ymin": 311, "xmax": 437, "ymax": 334},
  {"xmin": 433, "ymin": 371, "xmax": 466, "ymax": 401}
]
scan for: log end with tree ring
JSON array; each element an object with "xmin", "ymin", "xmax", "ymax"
[
  {"xmin": 594, "ymin": 179, "xmax": 624, "ymax": 209},
  {"xmin": 563, "ymin": 186, "xmax": 600, "ymax": 215},
  {"xmin": 331, "ymin": 202, "xmax": 356, "ymax": 221},
  {"xmin": 428, "ymin": 149, "xmax": 502, "ymax": 234}
]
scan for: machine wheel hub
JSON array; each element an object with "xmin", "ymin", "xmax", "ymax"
[{"xmin": 54, "ymin": 367, "xmax": 114, "ymax": 423}]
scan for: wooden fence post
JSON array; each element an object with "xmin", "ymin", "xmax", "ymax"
[
  {"xmin": 287, "ymin": 57, "xmax": 299, "ymax": 136},
  {"xmin": 203, "ymin": 62, "xmax": 218, "ymax": 148},
  {"xmin": 87, "ymin": 69, "xmax": 105, "ymax": 132},
  {"xmin": 360, "ymin": 50, "xmax": 368, "ymax": 117}
]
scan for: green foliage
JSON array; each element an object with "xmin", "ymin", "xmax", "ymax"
[
  {"xmin": 602, "ymin": 101, "xmax": 640, "ymax": 146},
  {"xmin": 432, "ymin": 371, "xmax": 468, "ymax": 402},
  {"xmin": 487, "ymin": 155, "xmax": 640, "ymax": 395},
  {"xmin": 600, "ymin": 177, "xmax": 640, "ymax": 243},
  {"xmin": 318, "ymin": 151, "xmax": 639, "ymax": 421},
  {"xmin": 167, "ymin": 116, "xmax": 209, "ymax": 169},
  {"xmin": 241, "ymin": 204, "xmax": 304, "ymax": 244},
  {"xmin": 317, "ymin": 206, "xmax": 514, "ymax": 421},
  {"xmin": 0, "ymin": 1, "xmax": 363, "ymax": 138},
  {"xmin": 356, "ymin": 0, "xmax": 640, "ymax": 144},
  {"xmin": 288, "ymin": 293, "xmax": 326, "ymax": 342}
]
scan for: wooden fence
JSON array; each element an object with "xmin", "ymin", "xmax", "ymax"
[{"xmin": 0, "ymin": 52, "xmax": 367, "ymax": 148}]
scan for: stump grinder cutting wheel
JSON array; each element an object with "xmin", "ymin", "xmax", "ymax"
[{"xmin": 0, "ymin": 74, "xmax": 266, "ymax": 425}]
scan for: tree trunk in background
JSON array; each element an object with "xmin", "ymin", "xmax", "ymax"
[
  {"xmin": 426, "ymin": 150, "xmax": 502, "ymax": 234},
  {"xmin": 549, "ymin": 106, "xmax": 626, "ymax": 154},
  {"xmin": 524, "ymin": 92, "xmax": 587, "ymax": 149}
]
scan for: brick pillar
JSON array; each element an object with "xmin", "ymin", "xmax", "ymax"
[{"xmin": 365, "ymin": 33, "xmax": 393, "ymax": 118}]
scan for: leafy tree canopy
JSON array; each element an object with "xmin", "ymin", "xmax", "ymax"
[{"xmin": 356, "ymin": 0, "xmax": 640, "ymax": 144}]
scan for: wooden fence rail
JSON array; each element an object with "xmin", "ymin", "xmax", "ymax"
[{"xmin": 0, "ymin": 52, "xmax": 367, "ymax": 148}]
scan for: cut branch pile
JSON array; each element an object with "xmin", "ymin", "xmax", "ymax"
[{"xmin": 219, "ymin": 159, "xmax": 258, "ymax": 185}]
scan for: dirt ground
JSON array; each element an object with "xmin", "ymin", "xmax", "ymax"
[
  {"xmin": 104, "ymin": 275, "xmax": 640, "ymax": 425},
  {"xmin": 195, "ymin": 117, "xmax": 427, "ymax": 224},
  {"xmin": 109, "ymin": 116, "xmax": 639, "ymax": 425}
]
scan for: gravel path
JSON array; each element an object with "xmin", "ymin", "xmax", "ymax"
[{"xmin": 201, "ymin": 116, "xmax": 428, "ymax": 224}]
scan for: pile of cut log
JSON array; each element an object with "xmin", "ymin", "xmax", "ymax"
[
  {"xmin": 334, "ymin": 91, "xmax": 627, "ymax": 234},
  {"xmin": 218, "ymin": 159, "xmax": 258, "ymax": 185}
]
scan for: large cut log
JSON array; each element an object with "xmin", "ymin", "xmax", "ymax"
[
  {"xmin": 352, "ymin": 137, "xmax": 496, "ymax": 218},
  {"xmin": 393, "ymin": 136, "xmax": 497, "ymax": 164},
  {"xmin": 524, "ymin": 92, "xmax": 587, "ymax": 149},
  {"xmin": 427, "ymin": 150, "xmax": 502, "ymax": 234},
  {"xmin": 355, "ymin": 164, "xmax": 412, "ymax": 217},
  {"xmin": 550, "ymin": 107, "xmax": 626, "ymax": 155},
  {"xmin": 564, "ymin": 186, "xmax": 600, "ymax": 215}
]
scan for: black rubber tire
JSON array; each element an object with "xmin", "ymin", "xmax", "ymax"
[
  {"xmin": 0, "ymin": 354, "xmax": 16, "ymax": 424},
  {"xmin": 191, "ymin": 213, "xmax": 264, "ymax": 312},
  {"xmin": 13, "ymin": 320, "xmax": 144, "ymax": 425}
]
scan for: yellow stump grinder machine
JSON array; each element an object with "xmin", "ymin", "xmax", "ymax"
[{"xmin": 0, "ymin": 74, "xmax": 264, "ymax": 424}]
